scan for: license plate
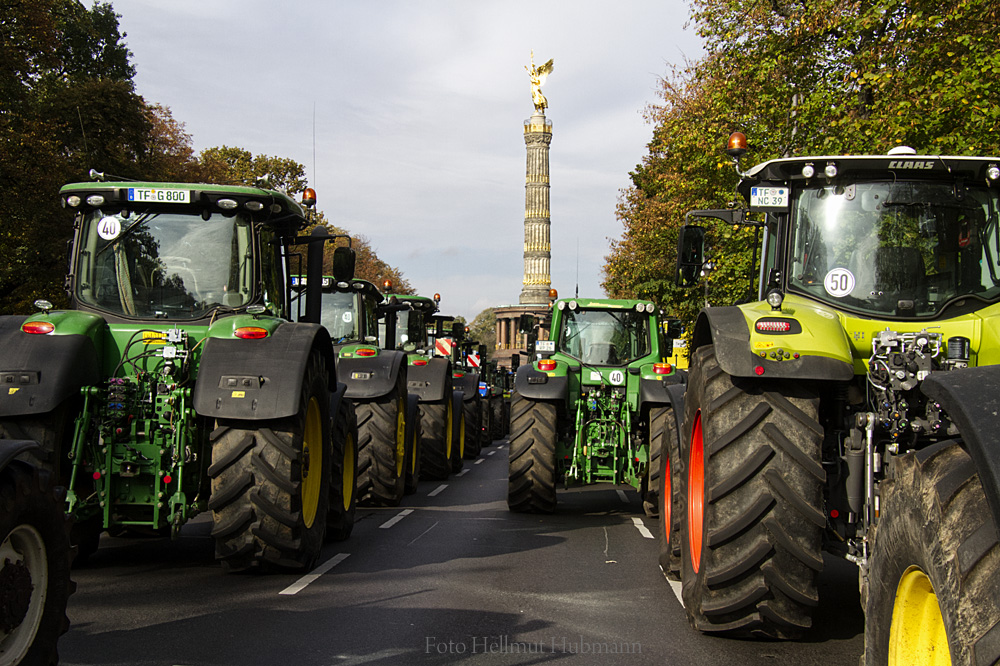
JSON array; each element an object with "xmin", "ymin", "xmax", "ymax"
[
  {"xmin": 128, "ymin": 188, "xmax": 190, "ymax": 203},
  {"xmin": 750, "ymin": 186, "xmax": 788, "ymax": 208}
]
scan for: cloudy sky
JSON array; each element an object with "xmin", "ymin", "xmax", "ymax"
[{"xmin": 116, "ymin": 1, "xmax": 703, "ymax": 321}]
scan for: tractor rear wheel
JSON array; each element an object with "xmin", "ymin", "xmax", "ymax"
[
  {"xmin": 507, "ymin": 393, "xmax": 557, "ymax": 513},
  {"xmin": 356, "ymin": 375, "xmax": 407, "ymax": 506},
  {"xmin": 653, "ymin": 406, "xmax": 682, "ymax": 580},
  {"xmin": 0, "ymin": 461, "xmax": 74, "ymax": 666},
  {"xmin": 864, "ymin": 441, "xmax": 1000, "ymax": 666},
  {"xmin": 403, "ymin": 395, "xmax": 422, "ymax": 495},
  {"xmin": 418, "ymin": 400, "xmax": 451, "ymax": 481},
  {"xmin": 450, "ymin": 392, "xmax": 466, "ymax": 474},
  {"xmin": 208, "ymin": 351, "xmax": 331, "ymax": 572},
  {"xmin": 326, "ymin": 397, "xmax": 358, "ymax": 542},
  {"xmin": 680, "ymin": 345, "xmax": 824, "ymax": 639},
  {"xmin": 463, "ymin": 395, "xmax": 482, "ymax": 459}
]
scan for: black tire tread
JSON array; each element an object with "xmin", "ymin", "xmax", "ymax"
[{"xmin": 507, "ymin": 393, "xmax": 557, "ymax": 513}]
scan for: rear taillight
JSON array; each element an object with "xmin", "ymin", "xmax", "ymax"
[
  {"xmin": 653, "ymin": 363, "xmax": 672, "ymax": 375},
  {"xmin": 537, "ymin": 359, "xmax": 557, "ymax": 371},
  {"xmin": 356, "ymin": 348, "xmax": 377, "ymax": 357},
  {"xmin": 21, "ymin": 321, "xmax": 54, "ymax": 335},
  {"xmin": 234, "ymin": 327, "xmax": 268, "ymax": 339}
]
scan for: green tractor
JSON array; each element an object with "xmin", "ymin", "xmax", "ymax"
[
  {"xmin": 307, "ymin": 268, "xmax": 417, "ymax": 505},
  {"xmin": 506, "ymin": 298, "xmax": 684, "ymax": 513},
  {"xmin": 0, "ymin": 179, "xmax": 359, "ymax": 573},
  {"xmin": 380, "ymin": 293, "xmax": 465, "ymax": 481},
  {"xmin": 667, "ymin": 133, "xmax": 1000, "ymax": 663},
  {"xmin": 430, "ymin": 315, "xmax": 485, "ymax": 462}
]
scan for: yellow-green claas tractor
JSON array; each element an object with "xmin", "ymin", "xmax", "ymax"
[
  {"xmin": 666, "ymin": 133, "xmax": 1000, "ymax": 664},
  {"xmin": 506, "ymin": 298, "xmax": 684, "ymax": 513}
]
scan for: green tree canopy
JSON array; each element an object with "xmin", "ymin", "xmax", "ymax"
[{"xmin": 604, "ymin": 0, "xmax": 1000, "ymax": 342}]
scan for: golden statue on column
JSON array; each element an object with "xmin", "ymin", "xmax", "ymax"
[{"xmin": 525, "ymin": 51, "xmax": 554, "ymax": 113}]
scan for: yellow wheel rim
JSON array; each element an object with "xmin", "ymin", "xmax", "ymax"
[
  {"xmin": 889, "ymin": 566, "xmax": 950, "ymax": 666},
  {"xmin": 301, "ymin": 396, "xmax": 323, "ymax": 529},
  {"xmin": 342, "ymin": 431, "xmax": 355, "ymax": 512},
  {"xmin": 395, "ymin": 397, "xmax": 406, "ymax": 477},
  {"xmin": 445, "ymin": 400, "xmax": 453, "ymax": 459}
]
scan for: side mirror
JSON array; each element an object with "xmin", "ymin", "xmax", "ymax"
[
  {"xmin": 451, "ymin": 322, "xmax": 464, "ymax": 339},
  {"xmin": 676, "ymin": 225, "xmax": 705, "ymax": 288},
  {"xmin": 665, "ymin": 319, "xmax": 684, "ymax": 339},
  {"xmin": 518, "ymin": 313, "xmax": 536, "ymax": 333},
  {"xmin": 510, "ymin": 355, "xmax": 520, "ymax": 371},
  {"xmin": 332, "ymin": 245, "xmax": 356, "ymax": 282}
]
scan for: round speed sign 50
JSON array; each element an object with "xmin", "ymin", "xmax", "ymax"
[{"xmin": 824, "ymin": 267, "xmax": 855, "ymax": 298}]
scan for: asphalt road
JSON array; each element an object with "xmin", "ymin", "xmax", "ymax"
[{"xmin": 60, "ymin": 439, "xmax": 864, "ymax": 666}]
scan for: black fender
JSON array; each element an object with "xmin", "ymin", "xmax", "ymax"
[
  {"xmin": 513, "ymin": 364, "xmax": 568, "ymax": 403},
  {"xmin": 329, "ymin": 382, "xmax": 348, "ymax": 423},
  {"xmin": 638, "ymin": 372, "xmax": 686, "ymax": 415},
  {"xmin": 691, "ymin": 306, "xmax": 853, "ymax": 381},
  {"xmin": 0, "ymin": 439, "xmax": 43, "ymax": 474},
  {"xmin": 0, "ymin": 315, "xmax": 100, "ymax": 417},
  {"xmin": 406, "ymin": 358, "xmax": 451, "ymax": 403},
  {"xmin": 921, "ymin": 367, "xmax": 1000, "ymax": 537},
  {"xmin": 193, "ymin": 322, "xmax": 334, "ymax": 420},
  {"xmin": 335, "ymin": 350, "xmax": 406, "ymax": 401},
  {"xmin": 453, "ymin": 372, "xmax": 481, "ymax": 402}
]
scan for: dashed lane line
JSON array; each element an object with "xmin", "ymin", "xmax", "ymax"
[
  {"xmin": 474, "ymin": 458, "xmax": 485, "ymax": 465},
  {"xmin": 379, "ymin": 508, "xmax": 414, "ymax": 529},
  {"xmin": 457, "ymin": 468, "xmax": 470, "ymax": 476},
  {"xmin": 427, "ymin": 484, "xmax": 448, "ymax": 497},
  {"xmin": 631, "ymin": 516, "xmax": 654, "ymax": 539},
  {"xmin": 279, "ymin": 552, "xmax": 350, "ymax": 595}
]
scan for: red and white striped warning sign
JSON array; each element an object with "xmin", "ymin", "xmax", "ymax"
[
  {"xmin": 467, "ymin": 352, "xmax": 480, "ymax": 368},
  {"xmin": 435, "ymin": 338, "xmax": 453, "ymax": 357}
]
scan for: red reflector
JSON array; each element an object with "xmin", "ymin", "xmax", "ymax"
[
  {"xmin": 412, "ymin": 359, "xmax": 428, "ymax": 366},
  {"xmin": 830, "ymin": 509, "xmax": 839, "ymax": 519},
  {"xmin": 163, "ymin": 474, "xmax": 172, "ymax": 485},
  {"xmin": 754, "ymin": 366, "xmax": 765, "ymax": 376},
  {"xmin": 453, "ymin": 372, "xmax": 464, "ymax": 378},
  {"xmin": 653, "ymin": 363, "xmax": 672, "ymax": 375},
  {"xmin": 234, "ymin": 327, "xmax": 268, "ymax": 339},
  {"xmin": 755, "ymin": 320, "xmax": 793, "ymax": 333},
  {"xmin": 21, "ymin": 321, "xmax": 54, "ymax": 335},
  {"xmin": 537, "ymin": 360, "xmax": 556, "ymax": 371},
  {"xmin": 92, "ymin": 471, "xmax": 101, "ymax": 480},
  {"xmin": 356, "ymin": 348, "xmax": 377, "ymax": 357}
]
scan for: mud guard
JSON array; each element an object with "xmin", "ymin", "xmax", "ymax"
[
  {"xmin": 921, "ymin": 367, "xmax": 1000, "ymax": 537},
  {"xmin": 513, "ymin": 365, "xmax": 568, "ymax": 402},
  {"xmin": 453, "ymin": 372, "xmax": 481, "ymax": 402},
  {"xmin": 406, "ymin": 358, "xmax": 450, "ymax": 403},
  {"xmin": 0, "ymin": 439, "xmax": 43, "ymax": 473},
  {"xmin": 336, "ymin": 350, "xmax": 406, "ymax": 400},
  {"xmin": 692, "ymin": 306, "xmax": 853, "ymax": 381},
  {"xmin": 0, "ymin": 315, "xmax": 100, "ymax": 417},
  {"xmin": 193, "ymin": 322, "xmax": 333, "ymax": 420},
  {"xmin": 638, "ymin": 373, "xmax": 686, "ymax": 414}
]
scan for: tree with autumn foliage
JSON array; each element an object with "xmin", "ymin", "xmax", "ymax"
[{"xmin": 604, "ymin": 0, "xmax": 1000, "ymax": 339}]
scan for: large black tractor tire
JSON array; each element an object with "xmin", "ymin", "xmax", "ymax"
[
  {"xmin": 644, "ymin": 406, "xmax": 673, "ymax": 518},
  {"xmin": 491, "ymin": 397, "xmax": 505, "ymax": 440},
  {"xmin": 450, "ymin": 392, "xmax": 467, "ymax": 474},
  {"xmin": 679, "ymin": 345, "xmax": 824, "ymax": 639},
  {"xmin": 653, "ymin": 406, "xmax": 683, "ymax": 580},
  {"xmin": 863, "ymin": 441, "xmax": 1000, "ymax": 666},
  {"xmin": 507, "ymin": 393, "xmax": 558, "ymax": 513},
  {"xmin": 326, "ymin": 397, "xmax": 358, "ymax": 542},
  {"xmin": 0, "ymin": 407, "xmax": 100, "ymax": 566},
  {"xmin": 418, "ymin": 399, "xmax": 452, "ymax": 482},
  {"xmin": 356, "ymin": 375, "xmax": 407, "ymax": 507},
  {"xmin": 403, "ymin": 396, "xmax": 422, "ymax": 495},
  {"xmin": 208, "ymin": 352, "xmax": 332, "ymax": 572},
  {"xmin": 463, "ymin": 395, "xmax": 482, "ymax": 460},
  {"xmin": 0, "ymin": 461, "xmax": 74, "ymax": 666}
]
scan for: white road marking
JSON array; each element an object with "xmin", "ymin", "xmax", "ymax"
[
  {"xmin": 279, "ymin": 552, "xmax": 350, "ymax": 595},
  {"xmin": 487, "ymin": 450, "xmax": 497, "ymax": 456},
  {"xmin": 667, "ymin": 577, "xmax": 684, "ymax": 607},
  {"xmin": 428, "ymin": 484, "xmax": 448, "ymax": 497},
  {"xmin": 474, "ymin": 458, "xmax": 485, "ymax": 465},
  {"xmin": 407, "ymin": 520, "xmax": 439, "ymax": 545},
  {"xmin": 380, "ymin": 508, "xmax": 413, "ymax": 528},
  {"xmin": 616, "ymin": 489, "xmax": 629, "ymax": 503},
  {"xmin": 457, "ymin": 468, "xmax": 470, "ymax": 476},
  {"xmin": 631, "ymin": 516, "xmax": 654, "ymax": 539}
]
